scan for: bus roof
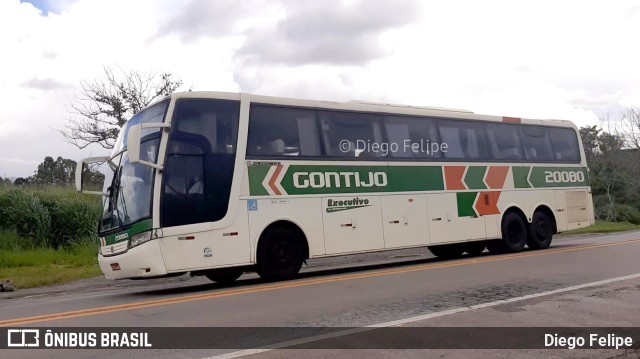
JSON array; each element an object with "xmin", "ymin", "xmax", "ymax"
[{"xmin": 168, "ymin": 91, "xmax": 578, "ymax": 129}]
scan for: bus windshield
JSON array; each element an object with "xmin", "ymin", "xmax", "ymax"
[{"xmin": 100, "ymin": 100, "xmax": 169, "ymax": 234}]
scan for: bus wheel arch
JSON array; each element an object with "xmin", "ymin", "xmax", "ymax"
[
  {"xmin": 527, "ymin": 205, "xmax": 556, "ymax": 250},
  {"xmin": 256, "ymin": 220, "xmax": 309, "ymax": 281},
  {"xmin": 488, "ymin": 207, "xmax": 528, "ymax": 254},
  {"xmin": 428, "ymin": 243, "xmax": 465, "ymax": 259},
  {"xmin": 203, "ymin": 267, "xmax": 244, "ymax": 285}
]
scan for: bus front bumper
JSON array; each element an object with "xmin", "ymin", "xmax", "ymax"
[{"xmin": 98, "ymin": 240, "xmax": 168, "ymax": 280}]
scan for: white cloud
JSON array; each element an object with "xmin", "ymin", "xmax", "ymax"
[
  {"xmin": 21, "ymin": 77, "xmax": 72, "ymax": 90},
  {"xmin": 0, "ymin": 122, "xmax": 30, "ymax": 139},
  {"xmin": 0, "ymin": 0, "xmax": 639, "ymax": 177},
  {"xmin": 236, "ymin": 0, "xmax": 423, "ymax": 66}
]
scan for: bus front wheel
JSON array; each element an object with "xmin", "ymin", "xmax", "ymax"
[
  {"xmin": 488, "ymin": 212, "xmax": 527, "ymax": 254},
  {"xmin": 256, "ymin": 227, "xmax": 304, "ymax": 281}
]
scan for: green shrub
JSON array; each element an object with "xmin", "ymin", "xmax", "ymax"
[
  {"xmin": 0, "ymin": 187, "xmax": 101, "ymax": 249},
  {"xmin": 39, "ymin": 195, "xmax": 101, "ymax": 248},
  {"xmin": 614, "ymin": 204, "xmax": 640, "ymax": 225},
  {"xmin": 593, "ymin": 196, "xmax": 610, "ymax": 221},
  {"xmin": 0, "ymin": 189, "xmax": 51, "ymax": 246},
  {"xmin": 0, "ymin": 230, "xmax": 37, "ymax": 251},
  {"xmin": 593, "ymin": 196, "xmax": 640, "ymax": 225},
  {"xmin": 0, "ymin": 191, "xmax": 11, "ymax": 229}
]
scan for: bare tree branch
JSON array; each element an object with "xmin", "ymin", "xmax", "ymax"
[{"xmin": 59, "ymin": 66, "xmax": 182, "ymax": 149}]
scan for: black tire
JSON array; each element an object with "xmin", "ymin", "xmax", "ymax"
[
  {"xmin": 204, "ymin": 268, "xmax": 244, "ymax": 285},
  {"xmin": 428, "ymin": 243, "xmax": 464, "ymax": 259},
  {"xmin": 256, "ymin": 227, "xmax": 304, "ymax": 281},
  {"xmin": 527, "ymin": 210, "xmax": 554, "ymax": 250},
  {"xmin": 488, "ymin": 212, "xmax": 528, "ymax": 254},
  {"xmin": 463, "ymin": 242, "xmax": 486, "ymax": 256}
]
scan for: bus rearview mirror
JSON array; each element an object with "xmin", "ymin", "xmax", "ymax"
[
  {"xmin": 127, "ymin": 124, "xmax": 142, "ymax": 164},
  {"xmin": 125, "ymin": 123, "xmax": 165, "ymax": 171},
  {"xmin": 75, "ymin": 156, "xmax": 109, "ymax": 195}
]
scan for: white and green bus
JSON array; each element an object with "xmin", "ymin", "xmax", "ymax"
[{"xmin": 77, "ymin": 91, "xmax": 595, "ymax": 283}]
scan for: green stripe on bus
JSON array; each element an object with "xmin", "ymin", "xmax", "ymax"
[
  {"xmin": 457, "ymin": 192, "xmax": 478, "ymax": 217},
  {"xmin": 464, "ymin": 166, "xmax": 487, "ymax": 190},
  {"xmin": 528, "ymin": 167, "xmax": 589, "ymax": 188},
  {"xmin": 247, "ymin": 165, "xmax": 271, "ymax": 196},
  {"xmin": 103, "ymin": 218, "xmax": 153, "ymax": 246},
  {"xmin": 513, "ymin": 166, "xmax": 531, "ymax": 188},
  {"xmin": 277, "ymin": 165, "xmax": 444, "ymax": 195},
  {"xmin": 281, "ymin": 165, "xmax": 389, "ymax": 195},
  {"xmin": 386, "ymin": 166, "xmax": 444, "ymax": 192},
  {"xmin": 247, "ymin": 163, "xmax": 589, "ymax": 195}
]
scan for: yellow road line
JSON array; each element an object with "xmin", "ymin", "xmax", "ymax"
[{"xmin": 2, "ymin": 238, "xmax": 640, "ymax": 327}]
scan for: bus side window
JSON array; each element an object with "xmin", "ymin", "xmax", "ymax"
[
  {"xmin": 319, "ymin": 111, "xmax": 384, "ymax": 158},
  {"xmin": 247, "ymin": 105, "xmax": 320, "ymax": 157},
  {"xmin": 438, "ymin": 120, "xmax": 490, "ymax": 160},
  {"xmin": 549, "ymin": 127, "xmax": 580, "ymax": 162},
  {"xmin": 486, "ymin": 123, "xmax": 523, "ymax": 161},
  {"xmin": 384, "ymin": 115, "xmax": 440, "ymax": 159},
  {"xmin": 521, "ymin": 125, "xmax": 554, "ymax": 161}
]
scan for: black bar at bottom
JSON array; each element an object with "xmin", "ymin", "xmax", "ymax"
[{"xmin": 2, "ymin": 327, "xmax": 639, "ymax": 350}]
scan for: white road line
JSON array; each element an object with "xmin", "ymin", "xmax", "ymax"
[{"xmin": 205, "ymin": 272, "xmax": 640, "ymax": 359}]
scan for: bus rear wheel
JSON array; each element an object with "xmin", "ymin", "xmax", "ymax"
[
  {"xmin": 527, "ymin": 210, "xmax": 554, "ymax": 249},
  {"xmin": 257, "ymin": 227, "xmax": 304, "ymax": 281},
  {"xmin": 488, "ymin": 212, "xmax": 527, "ymax": 254},
  {"xmin": 428, "ymin": 244, "xmax": 464, "ymax": 259},
  {"xmin": 204, "ymin": 268, "xmax": 244, "ymax": 285}
]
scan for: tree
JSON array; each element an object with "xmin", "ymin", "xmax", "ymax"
[
  {"xmin": 592, "ymin": 131, "xmax": 626, "ymax": 222},
  {"xmin": 580, "ymin": 111, "xmax": 640, "ymax": 223},
  {"xmin": 60, "ymin": 67, "xmax": 183, "ymax": 149},
  {"xmin": 618, "ymin": 107, "xmax": 640, "ymax": 150},
  {"xmin": 13, "ymin": 178, "xmax": 28, "ymax": 186},
  {"xmin": 579, "ymin": 125, "xmax": 600, "ymax": 165},
  {"xmin": 29, "ymin": 156, "xmax": 75, "ymax": 185},
  {"xmin": 0, "ymin": 177, "xmax": 13, "ymax": 187},
  {"xmin": 27, "ymin": 156, "xmax": 105, "ymax": 187}
]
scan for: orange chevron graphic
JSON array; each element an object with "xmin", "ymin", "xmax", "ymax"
[
  {"xmin": 485, "ymin": 166, "xmax": 509, "ymax": 189},
  {"xmin": 268, "ymin": 165, "xmax": 284, "ymax": 195},
  {"xmin": 475, "ymin": 191, "xmax": 501, "ymax": 215},
  {"xmin": 444, "ymin": 166, "xmax": 466, "ymax": 190}
]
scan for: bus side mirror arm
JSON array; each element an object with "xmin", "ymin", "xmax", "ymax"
[{"xmin": 127, "ymin": 123, "xmax": 168, "ymax": 171}]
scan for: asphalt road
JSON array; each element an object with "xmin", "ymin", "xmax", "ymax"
[{"xmin": 1, "ymin": 230, "xmax": 640, "ymax": 358}]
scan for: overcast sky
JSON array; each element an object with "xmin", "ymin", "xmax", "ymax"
[{"xmin": 1, "ymin": 0, "xmax": 639, "ymax": 178}]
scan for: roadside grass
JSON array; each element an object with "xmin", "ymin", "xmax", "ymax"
[
  {"xmin": 0, "ymin": 186, "xmax": 102, "ymax": 249},
  {"xmin": 0, "ymin": 186, "xmax": 103, "ymax": 289},
  {"xmin": 561, "ymin": 221, "xmax": 640, "ymax": 235},
  {"xmin": 0, "ymin": 230, "xmax": 102, "ymax": 289}
]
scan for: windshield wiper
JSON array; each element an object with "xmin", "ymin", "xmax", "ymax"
[
  {"xmin": 108, "ymin": 167, "xmax": 124, "ymax": 228},
  {"xmin": 117, "ymin": 181, "xmax": 130, "ymax": 224}
]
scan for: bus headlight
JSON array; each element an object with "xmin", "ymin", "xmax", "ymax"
[{"xmin": 129, "ymin": 231, "xmax": 152, "ymax": 249}]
